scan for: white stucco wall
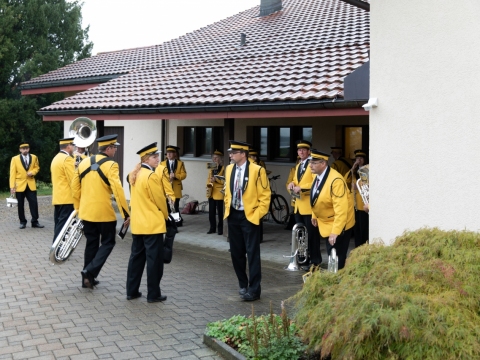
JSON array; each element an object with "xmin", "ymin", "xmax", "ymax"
[
  {"xmin": 370, "ymin": 0, "xmax": 480, "ymax": 244},
  {"xmin": 65, "ymin": 119, "xmax": 163, "ymax": 198}
]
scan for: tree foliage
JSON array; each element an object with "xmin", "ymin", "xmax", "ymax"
[
  {"xmin": 293, "ymin": 228, "xmax": 480, "ymax": 359},
  {"xmin": 0, "ymin": 0, "xmax": 92, "ymax": 190}
]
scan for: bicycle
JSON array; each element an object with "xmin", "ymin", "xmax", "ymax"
[{"xmin": 267, "ymin": 175, "xmax": 290, "ymax": 225}]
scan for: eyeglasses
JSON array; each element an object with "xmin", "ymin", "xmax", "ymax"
[{"xmin": 229, "ymin": 151, "xmax": 241, "ymax": 155}]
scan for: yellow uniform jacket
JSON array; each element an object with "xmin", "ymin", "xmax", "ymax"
[
  {"xmin": 154, "ymin": 164, "xmax": 176, "ymax": 202},
  {"xmin": 51, "ymin": 151, "xmax": 75, "ymax": 205},
  {"xmin": 292, "ymin": 159, "xmax": 314, "ymax": 215},
  {"xmin": 344, "ymin": 171, "xmax": 366, "ymax": 211},
  {"xmin": 311, "ymin": 167, "xmax": 352, "ymax": 237},
  {"xmin": 161, "ymin": 159, "xmax": 187, "ymax": 198},
  {"xmin": 9, "ymin": 154, "xmax": 40, "ymax": 192},
  {"xmin": 129, "ymin": 165, "xmax": 169, "ymax": 235},
  {"xmin": 331, "ymin": 157, "xmax": 352, "ymax": 176},
  {"xmin": 223, "ymin": 162, "xmax": 271, "ymax": 225},
  {"xmin": 71, "ymin": 154, "xmax": 130, "ymax": 222},
  {"xmin": 206, "ymin": 165, "xmax": 225, "ymax": 200}
]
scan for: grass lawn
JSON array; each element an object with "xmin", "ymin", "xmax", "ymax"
[{"xmin": 1, "ymin": 181, "xmax": 52, "ymax": 198}]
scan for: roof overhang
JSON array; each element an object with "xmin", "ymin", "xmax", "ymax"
[
  {"xmin": 21, "ymin": 83, "xmax": 102, "ymax": 95},
  {"xmin": 39, "ymin": 100, "xmax": 367, "ymax": 121},
  {"xmin": 19, "ymin": 74, "xmax": 124, "ymax": 95}
]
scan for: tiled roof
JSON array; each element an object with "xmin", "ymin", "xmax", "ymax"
[{"xmin": 34, "ymin": 0, "xmax": 370, "ymax": 113}]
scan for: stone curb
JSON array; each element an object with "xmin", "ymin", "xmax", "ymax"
[{"xmin": 203, "ymin": 334, "xmax": 246, "ymax": 360}]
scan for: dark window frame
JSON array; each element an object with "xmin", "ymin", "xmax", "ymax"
[
  {"xmin": 181, "ymin": 126, "xmax": 224, "ymax": 158},
  {"xmin": 249, "ymin": 126, "xmax": 312, "ymax": 162}
]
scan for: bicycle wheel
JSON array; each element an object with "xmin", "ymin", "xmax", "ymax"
[{"xmin": 269, "ymin": 194, "xmax": 289, "ymax": 224}]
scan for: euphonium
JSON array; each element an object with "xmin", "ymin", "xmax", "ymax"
[
  {"xmin": 49, "ymin": 210, "xmax": 84, "ymax": 265},
  {"xmin": 356, "ymin": 164, "xmax": 369, "ymax": 205},
  {"xmin": 283, "ymin": 223, "xmax": 308, "ymax": 271}
]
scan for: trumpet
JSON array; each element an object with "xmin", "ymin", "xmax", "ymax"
[{"xmin": 206, "ymin": 162, "xmax": 218, "ymax": 170}]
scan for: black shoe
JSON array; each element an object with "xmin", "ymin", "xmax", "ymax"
[
  {"xmin": 300, "ymin": 265, "xmax": 312, "ymax": 272},
  {"xmin": 32, "ymin": 223, "xmax": 44, "ymax": 228},
  {"xmin": 126, "ymin": 292, "xmax": 142, "ymax": 300},
  {"xmin": 238, "ymin": 288, "xmax": 247, "ymax": 296},
  {"xmin": 241, "ymin": 292, "xmax": 260, "ymax": 302},
  {"xmin": 207, "ymin": 230, "xmax": 215, "ymax": 234},
  {"xmin": 19, "ymin": 224, "xmax": 26, "ymax": 229},
  {"xmin": 81, "ymin": 270, "xmax": 96, "ymax": 289},
  {"xmin": 218, "ymin": 232, "xmax": 223, "ymax": 235},
  {"xmin": 82, "ymin": 279, "xmax": 99, "ymax": 288},
  {"xmin": 147, "ymin": 295, "xmax": 167, "ymax": 303}
]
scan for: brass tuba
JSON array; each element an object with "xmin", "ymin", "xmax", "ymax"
[
  {"xmin": 49, "ymin": 210, "xmax": 84, "ymax": 264},
  {"xmin": 70, "ymin": 117, "xmax": 97, "ymax": 168},
  {"xmin": 356, "ymin": 164, "xmax": 369, "ymax": 205},
  {"xmin": 283, "ymin": 223, "xmax": 308, "ymax": 271}
]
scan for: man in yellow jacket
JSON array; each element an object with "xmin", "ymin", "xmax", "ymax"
[
  {"xmin": 126, "ymin": 142, "xmax": 170, "ymax": 303},
  {"xmin": 71, "ymin": 134, "xmax": 130, "ymax": 289},
  {"xmin": 224, "ymin": 141, "xmax": 271, "ymax": 301},
  {"xmin": 309, "ymin": 149, "xmax": 354, "ymax": 270},
  {"xmin": 287, "ymin": 140, "xmax": 321, "ymax": 270},
  {"xmin": 50, "ymin": 137, "xmax": 76, "ymax": 243},
  {"xmin": 9, "ymin": 142, "xmax": 43, "ymax": 229},
  {"xmin": 160, "ymin": 145, "xmax": 187, "ymax": 226}
]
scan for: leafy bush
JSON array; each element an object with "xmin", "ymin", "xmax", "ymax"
[
  {"xmin": 292, "ymin": 228, "xmax": 480, "ymax": 359},
  {"xmin": 206, "ymin": 302, "xmax": 306, "ymax": 360}
]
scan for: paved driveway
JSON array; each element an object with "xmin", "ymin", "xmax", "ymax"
[{"xmin": 0, "ymin": 197, "xmax": 303, "ymax": 359}]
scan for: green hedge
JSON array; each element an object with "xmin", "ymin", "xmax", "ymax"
[{"xmin": 293, "ymin": 228, "xmax": 480, "ymax": 359}]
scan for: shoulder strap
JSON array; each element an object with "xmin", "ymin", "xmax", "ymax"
[{"xmin": 79, "ymin": 155, "xmax": 114, "ymax": 186}]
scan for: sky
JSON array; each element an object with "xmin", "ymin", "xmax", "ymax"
[{"xmin": 80, "ymin": 0, "xmax": 261, "ymax": 55}]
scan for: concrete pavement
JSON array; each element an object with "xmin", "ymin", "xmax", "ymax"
[{"xmin": 0, "ymin": 197, "xmax": 314, "ymax": 359}]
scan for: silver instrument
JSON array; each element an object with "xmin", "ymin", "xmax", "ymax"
[
  {"xmin": 49, "ymin": 210, "xmax": 84, "ymax": 264},
  {"xmin": 70, "ymin": 117, "xmax": 97, "ymax": 168},
  {"xmin": 6, "ymin": 194, "xmax": 18, "ymax": 207},
  {"xmin": 50, "ymin": 118, "xmax": 97, "ymax": 264},
  {"xmin": 69, "ymin": 117, "xmax": 97, "ymax": 148},
  {"xmin": 328, "ymin": 248, "xmax": 338, "ymax": 273},
  {"xmin": 356, "ymin": 164, "xmax": 369, "ymax": 205},
  {"xmin": 290, "ymin": 189, "xmax": 300, "ymax": 199},
  {"xmin": 167, "ymin": 196, "xmax": 181, "ymax": 223},
  {"xmin": 283, "ymin": 223, "xmax": 308, "ymax": 271}
]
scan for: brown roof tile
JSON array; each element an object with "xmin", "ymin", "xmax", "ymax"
[{"xmin": 34, "ymin": 0, "xmax": 369, "ymax": 112}]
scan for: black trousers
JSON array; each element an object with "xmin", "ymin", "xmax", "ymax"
[
  {"xmin": 294, "ymin": 212, "xmax": 322, "ymax": 265},
  {"xmin": 126, "ymin": 233, "xmax": 164, "ymax": 300},
  {"xmin": 324, "ymin": 227, "xmax": 353, "ymax": 270},
  {"xmin": 53, "ymin": 204, "xmax": 74, "ymax": 243},
  {"xmin": 228, "ymin": 208, "xmax": 262, "ymax": 296},
  {"xmin": 208, "ymin": 198, "xmax": 224, "ymax": 233},
  {"xmin": 83, "ymin": 220, "xmax": 117, "ymax": 278},
  {"xmin": 16, "ymin": 184, "xmax": 39, "ymax": 225},
  {"xmin": 354, "ymin": 210, "xmax": 369, "ymax": 248}
]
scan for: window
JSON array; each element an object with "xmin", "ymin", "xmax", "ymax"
[
  {"xmin": 250, "ymin": 126, "xmax": 312, "ymax": 162},
  {"xmin": 343, "ymin": 126, "xmax": 369, "ymax": 160},
  {"xmin": 181, "ymin": 127, "xmax": 223, "ymax": 157}
]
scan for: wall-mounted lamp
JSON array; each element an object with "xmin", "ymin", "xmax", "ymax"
[{"xmin": 362, "ymin": 98, "xmax": 378, "ymax": 111}]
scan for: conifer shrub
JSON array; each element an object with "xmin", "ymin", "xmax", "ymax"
[{"xmin": 292, "ymin": 228, "xmax": 480, "ymax": 359}]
